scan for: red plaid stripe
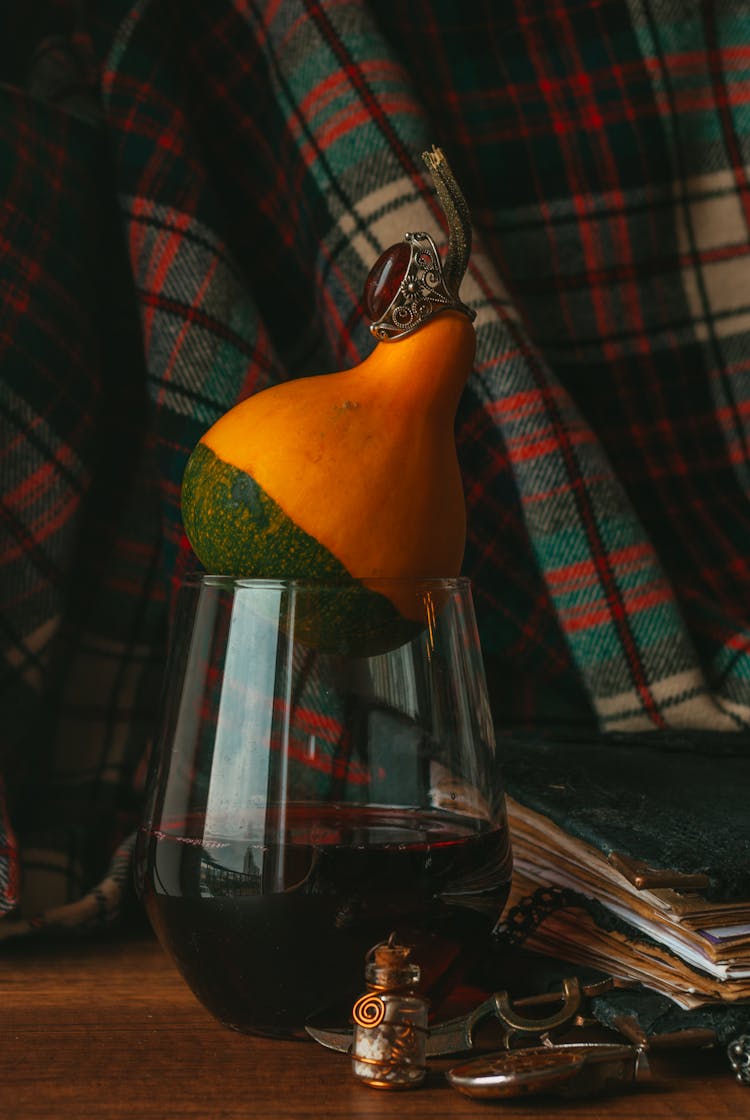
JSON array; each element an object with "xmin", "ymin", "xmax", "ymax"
[{"xmin": 2, "ymin": 0, "xmax": 749, "ymax": 936}]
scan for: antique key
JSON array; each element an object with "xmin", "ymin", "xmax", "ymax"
[{"xmin": 306, "ymin": 976, "xmax": 585, "ymax": 1056}]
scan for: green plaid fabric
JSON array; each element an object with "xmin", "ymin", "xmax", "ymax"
[{"xmin": 1, "ymin": 1, "xmax": 749, "ymax": 932}]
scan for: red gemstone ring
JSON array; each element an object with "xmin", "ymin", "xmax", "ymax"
[{"xmin": 364, "ymin": 231, "xmax": 475, "ymax": 342}]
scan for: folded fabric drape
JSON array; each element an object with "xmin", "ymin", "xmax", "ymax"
[{"xmin": 1, "ymin": 0, "xmax": 749, "ymax": 932}]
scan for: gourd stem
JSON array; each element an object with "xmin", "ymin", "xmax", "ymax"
[{"xmin": 421, "ymin": 146, "xmax": 472, "ymax": 297}]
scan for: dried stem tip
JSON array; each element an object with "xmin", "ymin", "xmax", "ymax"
[{"xmin": 421, "ymin": 145, "xmax": 473, "ymax": 297}]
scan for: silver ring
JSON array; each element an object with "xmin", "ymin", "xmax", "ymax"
[
  {"xmin": 728, "ymin": 1035, "xmax": 750, "ymax": 1085},
  {"xmin": 369, "ymin": 232, "xmax": 475, "ymax": 342}
]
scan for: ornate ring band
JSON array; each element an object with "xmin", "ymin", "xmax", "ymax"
[{"xmin": 365, "ymin": 231, "xmax": 475, "ymax": 342}]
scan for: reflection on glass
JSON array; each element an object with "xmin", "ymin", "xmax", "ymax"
[{"xmin": 135, "ymin": 576, "xmax": 511, "ymax": 1039}]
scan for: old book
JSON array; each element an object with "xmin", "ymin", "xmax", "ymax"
[{"xmin": 498, "ymin": 730, "xmax": 750, "ymax": 1009}]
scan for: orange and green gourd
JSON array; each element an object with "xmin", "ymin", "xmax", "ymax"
[{"xmin": 181, "ymin": 148, "xmax": 475, "ymax": 650}]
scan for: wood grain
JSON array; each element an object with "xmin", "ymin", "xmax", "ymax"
[{"xmin": 0, "ymin": 931, "xmax": 745, "ymax": 1120}]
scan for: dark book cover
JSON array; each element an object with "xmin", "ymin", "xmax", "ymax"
[
  {"xmin": 494, "ymin": 730, "xmax": 750, "ymax": 1044},
  {"xmin": 498, "ymin": 730, "xmax": 750, "ymax": 907}
]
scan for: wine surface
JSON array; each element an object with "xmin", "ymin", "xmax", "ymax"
[{"xmin": 139, "ymin": 805, "xmax": 511, "ymax": 1037}]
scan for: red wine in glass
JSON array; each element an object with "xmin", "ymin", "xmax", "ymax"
[{"xmin": 138, "ymin": 804, "xmax": 511, "ymax": 1038}]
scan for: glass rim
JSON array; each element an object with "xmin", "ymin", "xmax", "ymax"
[{"xmin": 179, "ymin": 572, "xmax": 472, "ymax": 592}]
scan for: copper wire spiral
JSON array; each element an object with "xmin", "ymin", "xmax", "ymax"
[{"xmin": 352, "ymin": 992, "xmax": 386, "ymax": 1028}]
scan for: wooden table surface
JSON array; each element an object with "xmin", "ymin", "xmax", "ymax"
[{"xmin": 1, "ymin": 930, "xmax": 746, "ymax": 1120}]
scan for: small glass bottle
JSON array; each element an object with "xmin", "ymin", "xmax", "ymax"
[{"xmin": 351, "ymin": 936, "xmax": 429, "ymax": 1089}]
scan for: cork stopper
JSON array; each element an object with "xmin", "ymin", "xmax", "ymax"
[
  {"xmin": 373, "ymin": 942, "xmax": 411, "ymax": 968},
  {"xmin": 365, "ymin": 935, "xmax": 421, "ymax": 990}
]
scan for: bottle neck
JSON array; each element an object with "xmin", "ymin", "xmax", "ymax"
[{"xmin": 365, "ymin": 957, "xmax": 421, "ymax": 993}]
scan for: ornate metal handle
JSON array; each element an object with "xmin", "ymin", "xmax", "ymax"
[{"xmin": 465, "ymin": 977, "xmax": 582, "ymax": 1049}]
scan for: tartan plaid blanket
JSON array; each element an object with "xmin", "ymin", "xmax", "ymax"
[{"xmin": 1, "ymin": 0, "xmax": 749, "ymax": 933}]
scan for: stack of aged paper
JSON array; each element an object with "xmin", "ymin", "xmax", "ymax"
[{"xmin": 500, "ymin": 732, "xmax": 750, "ymax": 1010}]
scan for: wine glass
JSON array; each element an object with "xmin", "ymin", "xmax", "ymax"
[{"xmin": 134, "ymin": 575, "xmax": 511, "ymax": 1039}]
